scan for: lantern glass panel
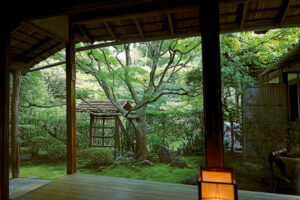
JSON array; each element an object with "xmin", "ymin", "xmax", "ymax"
[{"xmin": 201, "ymin": 182, "xmax": 235, "ymax": 200}]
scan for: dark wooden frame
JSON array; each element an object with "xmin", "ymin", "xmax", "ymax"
[
  {"xmin": 0, "ymin": 23, "xmax": 10, "ymax": 200},
  {"xmin": 89, "ymin": 115, "xmax": 121, "ymax": 155},
  {"xmin": 198, "ymin": 167, "xmax": 238, "ymax": 200},
  {"xmin": 200, "ymin": 0, "xmax": 224, "ymax": 168},
  {"xmin": 66, "ymin": 19, "xmax": 76, "ymax": 174}
]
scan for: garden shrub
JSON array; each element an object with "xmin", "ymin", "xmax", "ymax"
[
  {"xmin": 148, "ymin": 134, "xmax": 166, "ymax": 155},
  {"xmin": 47, "ymin": 142, "xmax": 66, "ymax": 160},
  {"xmin": 79, "ymin": 147, "xmax": 114, "ymax": 167}
]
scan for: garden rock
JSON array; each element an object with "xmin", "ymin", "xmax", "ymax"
[
  {"xmin": 142, "ymin": 160, "xmax": 154, "ymax": 166},
  {"xmin": 171, "ymin": 158, "xmax": 188, "ymax": 168},
  {"xmin": 159, "ymin": 146, "xmax": 174, "ymax": 163},
  {"xmin": 20, "ymin": 153, "xmax": 32, "ymax": 160},
  {"xmin": 182, "ymin": 174, "xmax": 199, "ymax": 185},
  {"xmin": 125, "ymin": 151, "xmax": 135, "ymax": 158},
  {"xmin": 115, "ymin": 155, "xmax": 125, "ymax": 162},
  {"xmin": 127, "ymin": 157, "xmax": 136, "ymax": 162},
  {"xmin": 272, "ymin": 156, "xmax": 300, "ymax": 194}
]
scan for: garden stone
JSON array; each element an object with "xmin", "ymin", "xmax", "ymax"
[
  {"xmin": 20, "ymin": 152, "xmax": 32, "ymax": 160},
  {"xmin": 158, "ymin": 146, "xmax": 174, "ymax": 163},
  {"xmin": 125, "ymin": 151, "xmax": 135, "ymax": 158},
  {"xmin": 182, "ymin": 174, "xmax": 199, "ymax": 185},
  {"xmin": 97, "ymin": 166, "xmax": 106, "ymax": 171},
  {"xmin": 171, "ymin": 158, "xmax": 188, "ymax": 168},
  {"xmin": 127, "ymin": 157, "xmax": 135, "ymax": 162},
  {"xmin": 142, "ymin": 160, "xmax": 154, "ymax": 166},
  {"xmin": 115, "ymin": 155, "xmax": 125, "ymax": 162}
]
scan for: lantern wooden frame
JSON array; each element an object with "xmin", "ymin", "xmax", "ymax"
[{"xmin": 198, "ymin": 167, "xmax": 238, "ymax": 200}]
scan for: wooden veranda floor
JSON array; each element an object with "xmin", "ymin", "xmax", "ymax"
[{"xmin": 12, "ymin": 174, "xmax": 300, "ymax": 200}]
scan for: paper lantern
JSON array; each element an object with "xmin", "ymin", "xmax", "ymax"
[{"xmin": 198, "ymin": 167, "xmax": 237, "ymax": 200}]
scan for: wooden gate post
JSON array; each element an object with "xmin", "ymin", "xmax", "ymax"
[
  {"xmin": 115, "ymin": 116, "xmax": 120, "ymax": 155},
  {"xmin": 90, "ymin": 114, "xmax": 94, "ymax": 147},
  {"xmin": 66, "ymin": 19, "xmax": 76, "ymax": 174},
  {"xmin": 200, "ymin": 1, "xmax": 224, "ymax": 168},
  {"xmin": 0, "ymin": 23, "xmax": 10, "ymax": 200}
]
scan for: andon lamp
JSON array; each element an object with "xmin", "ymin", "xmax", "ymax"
[{"xmin": 198, "ymin": 167, "xmax": 237, "ymax": 200}]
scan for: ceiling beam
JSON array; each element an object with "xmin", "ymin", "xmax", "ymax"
[
  {"xmin": 133, "ymin": 18, "xmax": 144, "ymax": 39},
  {"xmin": 104, "ymin": 22, "xmax": 117, "ymax": 40},
  {"xmin": 11, "ymin": 30, "xmax": 36, "ymax": 47},
  {"xmin": 14, "ymin": 37, "xmax": 52, "ymax": 61},
  {"xmin": 77, "ymin": 25, "xmax": 94, "ymax": 42},
  {"xmin": 278, "ymin": 0, "xmax": 292, "ymax": 25},
  {"xmin": 24, "ymin": 42, "xmax": 62, "ymax": 63},
  {"xmin": 24, "ymin": 21, "xmax": 68, "ymax": 43},
  {"xmin": 29, "ymin": 61, "xmax": 66, "ymax": 72},
  {"xmin": 73, "ymin": 5, "xmax": 197, "ymax": 25},
  {"xmin": 239, "ymin": 2, "xmax": 248, "ymax": 29},
  {"xmin": 75, "ymin": 31, "xmax": 203, "ymax": 52},
  {"xmin": 167, "ymin": 13, "xmax": 175, "ymax": 36}
]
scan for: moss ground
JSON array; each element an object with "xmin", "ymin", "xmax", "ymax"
[{"xmin": 13, "ymin": 155, "xmax": 271, "ymax": 192}]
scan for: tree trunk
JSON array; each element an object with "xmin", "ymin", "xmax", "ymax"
[
  {"xmin": 130, "ymin": 106, "xmax": 147, "ymax": 160},
  {"xmin": 11, "ymin": 69, "xmax": 21, "ymax": 178},
  {"xmin": 230, "ymin": 115, "xmax": 235, "ymax": 154}
]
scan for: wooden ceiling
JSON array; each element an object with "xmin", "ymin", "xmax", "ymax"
[{"xmin": 9, "ymin": 0, "xmax": 300, "ymax": 68}]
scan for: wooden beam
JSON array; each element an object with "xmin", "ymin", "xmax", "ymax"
[
  {"xmin": 72, "ymin": 5, "xmax": 197, "ymax": 25},
  {"xmin": 14, "ymin": 37, "xmax": 52, "ymax": 61},
  {"xmin": 0, "ymin": 23, "xmax": 10, "ymax": 200},
  {"xmin": 278, "ymin": 0, "xmax": 292, "ymax": 25},
  {"xmin": 104, "ymin": 22, "xmax": 117, "ymax": 40},
  {"xmin": 78, "ymin": 25, "xmax": 95, "ymax": 42},
  {"xmin": 75, "ymin": 31, "xmax": 202, "ymax": 52},
  {"xmin": 66, "ymin": 21, "xmax": 76, "ymax": 174},
  {"xmin": 24, "ymin": 21, "xmax": 68, "ymax": 43},
  {"xmin": 29, "ymin": 61, "xmax": 66, "ymax": 72},
  {"xmin": 25, "ymin": 42, "xmax": 62, "ymax": 64},
  {"xmin": 200, "ymin": 0, "xmax": 224, "ymax": 168},
  {"xmin": 167, "ymin": 13, "xmax": 175, "ymax": 36},
  {"xmin": 133, "ymin": 18, "xmax": 144, "ymax": 39},
  {"xmin": 239, "ymin": 2, "xmax": 248, "ymax": 29}
]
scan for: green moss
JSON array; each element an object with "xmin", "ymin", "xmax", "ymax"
[
  {"xmin": 11, "ymin": 159, "xmax": 66, "ymax": 180},
  {"xmin": 13, "ymin": 155, "xmax": 271, "ymax": 192}
]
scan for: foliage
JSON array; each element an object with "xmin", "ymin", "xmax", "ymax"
[
  {"xmin": 47, "ymin": 142, "xmax": 66, "ymax": 160},
  {"xmin": 78, "ymin": 148, "xmax": 114, "ymax": 167},
  {"xmin": 15, "ymin": 27, "xmax": 300, "ymax": 164}
]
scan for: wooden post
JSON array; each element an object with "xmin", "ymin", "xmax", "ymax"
[
  {"xmin": 0, "ymin": 23, "xmax": 10, "ymax": 200},
  {"xmin": 200, "ymin": 1, "xmax": 224, "ymax": 168},
  {"xmin": 102, "ymin": 117, "xmax": 105, "ymax": 147},
  {"xmin": 11, "ymin": 69, "xmax": 21, "ymax": 178},
  {"xmin": 115, "ymin": 116, "xmax": 120, "ymax": 155},
  {"xmin": 90, "ymin": 114, "xmax": 94, "ymax": 147},
  {"xmin": 66, "ymin": 20, "xmax": 76, "ymax": 174}
]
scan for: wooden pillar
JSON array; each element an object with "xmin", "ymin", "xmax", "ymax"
[
  {"xmin": 66, "ymin": 20, "xmax": 76, "ymax": 174},
  {"xmin": 283, "ymin": 72, "xmax": 292, "ymax": 152},
  {"xmin": 0, "ymin": 23, "xmax": 10, "ymax": 200},
  {"xmin": 102, "ymin": 117, "xmax": 105, "ymax": 146},
  {"xmin": 115, "ymin": 116, "xmax": 120, "ymax": 155},
  {"xmin": 11, "ymin": 69, "xmax": 21, "ymax": 178},
  {"xmin": 90, "ymin": 114, "xmax": 94, "ymax": 147},
  {"xmin": 200, "ymin": 1, "xmax": 224, "ymax": 168}
]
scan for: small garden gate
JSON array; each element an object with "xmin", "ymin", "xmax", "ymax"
[{"xmin": 77, "ymin": 100, "xmax": 132, "ymax": 154}]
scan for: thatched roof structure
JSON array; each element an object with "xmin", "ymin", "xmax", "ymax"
[{"xmin": 77, "ymin": 100, "xmax": 132, "ymax": 114}]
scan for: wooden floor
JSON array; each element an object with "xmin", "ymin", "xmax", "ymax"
[
  {"xmin": 9, "ymin": 178, "xmax": 51, "ymax": 199},
  {"xmin": 12, "ymin": 174, "xmax": 300, "ymax": 200}
]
